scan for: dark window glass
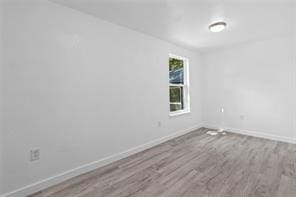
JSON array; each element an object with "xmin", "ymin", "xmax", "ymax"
[{"xmin": 169, "ymin": 86, "xmax": 184, "ymax": 112}]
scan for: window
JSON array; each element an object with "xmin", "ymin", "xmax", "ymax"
[{"xmin": 169, "ymin": 54, "xmax": 190, "ymax": 116}]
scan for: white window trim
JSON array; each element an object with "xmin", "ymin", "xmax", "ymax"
[{"xmin": 169, "ymin": 54, "xmax": 190, "ymax": 117}]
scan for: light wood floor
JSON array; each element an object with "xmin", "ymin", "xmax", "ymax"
[{"xmin": 30, "ymin": 128, "xmax": 296, "ymax": 197}]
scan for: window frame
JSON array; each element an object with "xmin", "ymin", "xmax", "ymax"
[{"xmin": 169, "ymin": 54, "xmax": 190, "ymax": 117}]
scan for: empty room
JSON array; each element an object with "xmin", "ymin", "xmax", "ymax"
[{"xmin": 0, "ymin": 0, "xmax": 296, "ymax": 196}]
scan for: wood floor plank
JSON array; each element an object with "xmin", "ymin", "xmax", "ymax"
[
  {"xmin": 29, "ymin": 128, "xmax": 296, "ymax": 197},
  {"xmin": 277, "ymin": 175, "xmax": 296, "ymax": 197}
]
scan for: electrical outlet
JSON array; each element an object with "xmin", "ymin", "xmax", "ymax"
[{"xmin": 30, "ymin": 149, "xmax": 40, "ymax": 161}]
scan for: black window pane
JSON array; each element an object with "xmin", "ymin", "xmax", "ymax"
[
  {"xmin": 169, "ymin": 86, "xmax": 184, "ymax": 112},
  {"xmin": 170, "ymin": 104, "xmax": 182, "ymax": 112},
  {"xmin": 170, "ymin": 86, "xmax": 182, "ymax": 103}
]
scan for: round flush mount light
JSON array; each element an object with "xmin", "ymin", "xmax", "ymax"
[{"xmin": 209, "ymin": 22, "xmax": 227, "ymax": 33}]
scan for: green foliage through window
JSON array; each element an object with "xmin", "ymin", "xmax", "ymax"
[
  {"xmin": 170, "ymin": 87, "xmax": 182, "ymax": 103},
  {"xmin": 169, "ymin": 58, "xmax": 183, "ymax": 71}
]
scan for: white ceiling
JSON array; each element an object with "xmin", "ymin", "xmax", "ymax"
[{"xmin": 51, "ymin": 0, "xmax": 294, "ymax": 51}]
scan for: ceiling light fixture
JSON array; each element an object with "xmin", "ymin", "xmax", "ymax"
[{"xmin": 209, "ymin": 22, "xmax": 227, "ymax": 33}]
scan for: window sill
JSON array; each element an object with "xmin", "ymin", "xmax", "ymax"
[{"xmin": 169, "ymin": 110, "xmax": 190, "ymax": 117}]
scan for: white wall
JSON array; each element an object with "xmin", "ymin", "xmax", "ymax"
[
  {"xmin": 202, "ymin": 26, "xmax": 296, "ymax": 139},
  {"xmin": 1, "ymin": 0, "xmax": 202, "ymax": 195},
  {"xmin": 290, "ymin": 1, "xmax": 295, "ymax": 140},
  {"xmin": 0, "ymin": 0, "xmax": 4, "ymax": 194},
  {"xmin": 293, "ymin": 2, "xmax": 296, "ymax": 138}
]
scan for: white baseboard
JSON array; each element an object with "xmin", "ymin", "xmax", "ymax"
[
  {"xmin": 2, "ymin": 124, "xmax": 202, "ymax": 197},
  {"xmin": 203, "ymin": 124, "xmax": 296, "ymax": 144}
]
